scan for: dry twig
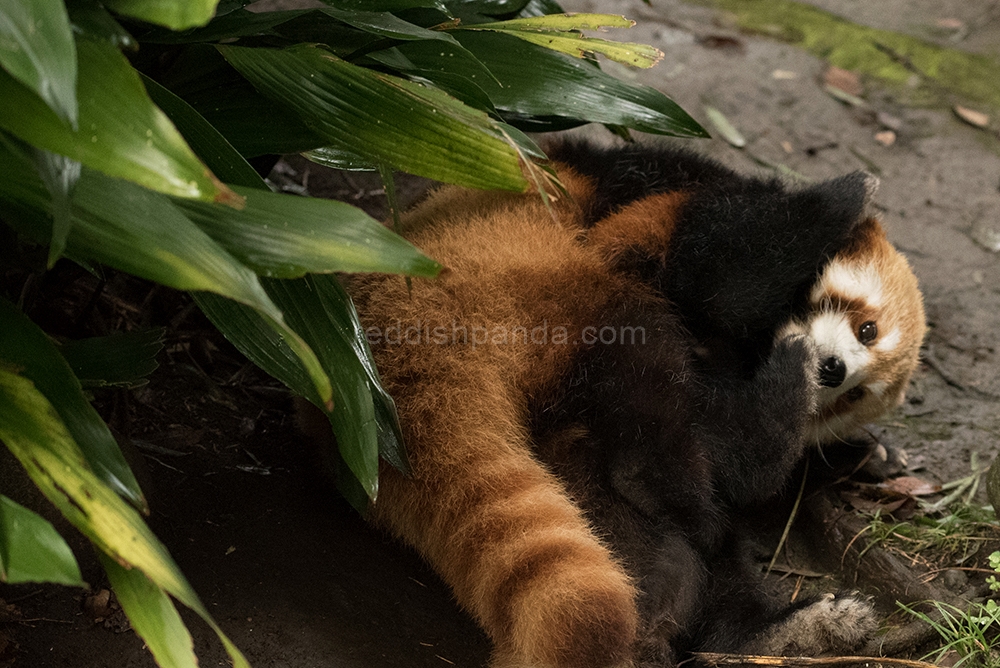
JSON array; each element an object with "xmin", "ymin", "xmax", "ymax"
[{"xmin": 692, "ymin": 651, "xmax": 939, "ymax": 668}]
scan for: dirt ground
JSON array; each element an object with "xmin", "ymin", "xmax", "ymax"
[{"xmin": 3, "ymin": 1, "xmax": 1000, "ymax": 666}]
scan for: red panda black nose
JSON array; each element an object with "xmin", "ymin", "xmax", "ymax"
[{"xmin": 819, "ymin": 356, "xmax": 847, "ymax": 387}]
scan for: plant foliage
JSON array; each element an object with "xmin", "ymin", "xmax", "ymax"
[{"xmin": 0, "ymin": 0, "xmax": 706, "ymax": 665}]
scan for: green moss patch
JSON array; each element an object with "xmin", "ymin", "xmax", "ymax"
[{"xmin": 697, "ymin": 0, "xmax": 1000, "ymax": 112}]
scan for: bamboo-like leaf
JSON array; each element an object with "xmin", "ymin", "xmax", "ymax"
[
  {"xmin": 0, "ymin": 494, "xmax": 84, "ymax": 586},
  {"xmin": 305, "ymin": 275, "xmax": 408, "ymax": 476},
  {"xmin": 468, "ymin": 14, "xmax": 663, "ymax": 68},
  {"xmin": 176, "ymin": 186, "xmax": 441, "ymax": 279},
  {"xmin": 450, "ymin": 31, "xmax": 707, "ymax": 136},
  {"xmin": 323, "ymin": 0, "xmax": 447, "ymax": 11},
  {"xmin": 136, "ymin": 78, "xmax": 412, "ymax": 483},
  {"xmin": 218, "ymin": 43, "xmax": 528, "ymax": 191},
  {"xmin": 0, "ymin": 297, "xmax": 146, "ymax": 511},
  {"xmin": 59, "ymin": 329, "xmax": 164, "ymax": 389},
  {"xmin": 448, "ymin": 0, "xmax": 532, "ymax": 14},
  {"xmin": 320, "ymin": 7, "xmax": 460, "ymax": 44},
  {"xmin": 0, "ymin": 36, "xmax": 240, "ymax": 205},
  {"xmin": 703, "ymin": 104, "xmax": 745, "ymax": 148},
  {"xmin": 30, "ymin": 148, "xmax": 80, "ymax": 267},
  {"xmin": 0, "ymin": 143, "xmax": 333, "ymax": 408},
  {"xmin": 100, "ymin": 553, "xmax": 198, "ymax": 668},
  {"xmin": 0, "ymin": 368, "xmax": 248, "ymax": 668},
  {"xmin": 194, "ymin": 275, "xmax": 410, "ymax": 505},
  {"xmin": 477, "ymin": 13, "xmax": 634, "ymax": 31},
  {"xmin": 303, "ymin": 146, "xmax": 377, "ymax": 172},
  {"xmin": 264, "ymin": 276, "xmax": 380, "ymax": 502},
  {"xmin": 139, "ymin": 73, "xmax": 264, "ymax": 190},
  {"xmin": 101, "ymin": 0, "xmax": 218, "ymax": 31},
  {"xmin": 160, "ymin": 45, "xmax": 328, "ymax": 158},
  {"xmin": 67, "ymin": 1, "xmax": 136, "ymax": 50},
  {"xmin": 0, "ymin": 0, "xmax": 77, "ymax": 127}
]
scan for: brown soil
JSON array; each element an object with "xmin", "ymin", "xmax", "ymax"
[{"xmin": 3, "ymin": 1, "xmax": 1000, "ymax": 666}]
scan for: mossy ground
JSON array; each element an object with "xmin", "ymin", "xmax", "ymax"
[{"xmin": 697, "ymin": 0, "xmax": 1000, "ymax": 113}]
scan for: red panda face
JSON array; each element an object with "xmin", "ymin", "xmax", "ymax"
[{"xmin": 785, "ymin": 218, "xmax": 926, "ymax": 444}]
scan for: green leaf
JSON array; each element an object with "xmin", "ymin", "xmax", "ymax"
[
  {"xmin": 194, "ymin": 275, "xmax": 409, "ymax": 504},
  {"xmin": 66, "ymin": 0, "xmax": 136, "ymax": 50},
  {"xmin": 447, "ymin": 0, "xmax": 532, "ymax": 15},
  {"xmin": 319, "ymin": 7, "xmax": 460, "ymax": 44},
  {"xmin": 218, "ymin": 43, "xmax": 527, "ymax": 191},
  {"xmin": 0, "ymin": 0, "xmax": 78, "ymax": 127},
  {"xmin": 303, "ymin": 145, "xmax": 377, "ymax": 172},
  {"xmin": 324, "ymin": 0, "xmax": 447, "ymax": 11},
  {"xmin": 0, "ymin": 297, "xmax": 146, "ymax": 511},
  {"xmin": 101, "ymin": 0, "xmax": 219, "ymax": 31},
  {"xmin": 99, "ymin": 553, "xmax": 198, "ymax": 668},
  {"xmin": 468, "ymin": 14, "xmax": 663, "ymax": 68},
  {"xmin": 0, "ymin": 495, "xmax": 83, "ymax": 586},
  {"xmin": 192, "ymin": 291, "xmax": 322, "ymax": 403},
  {"xmin": 29, "ymin": 148, "xmax": 80, "ymax": 267},
  {"xmin": 305, "ymin": 275, "xmax": 408, "ymax": 476},
  {"xmin": 0, "ymin": 144, "xmax": 333, "ymax": 408},
  {"xmin": 59, "ymin": 329, "xmax": 164, "ymax": 389},
  {"xmin": 159, "ymin": 45, "xmax": 326, "ymax": 158},
  {"xmin": 364, "ymin": 44, "xmax": 499, "ymax": 113},
  {"xmin": 175, "ymin": 185, "xmax": 442, "ymax": 279},
  {"xmin": 0, "ymin": 367, "xmax": 248, "ymax": 668},
  {"xmin": 139, "ymin": 73, "xmax": 264, "ymax": 190},
  {"xmin": 0, "ymin": 36, "xmax": 240, "ymax": 205},
  {"xmin": 451, "ymin": 31, "xmax": 707, "ymax": 136}
]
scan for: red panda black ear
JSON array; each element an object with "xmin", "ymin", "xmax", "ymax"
[{"xmin": 800, "ymin": 171, "xmax": 879, "ymax": 232}]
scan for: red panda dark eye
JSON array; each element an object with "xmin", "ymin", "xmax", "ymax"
[{"xmin": 858, "ymin": 321, "xmax": 877, "ymax": 345}]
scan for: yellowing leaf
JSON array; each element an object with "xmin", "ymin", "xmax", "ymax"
[{"xmin": 467, "ymin": 13, "xmax": 663, "ymax": 68}]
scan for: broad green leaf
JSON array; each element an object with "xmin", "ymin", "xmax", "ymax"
[
  {"xmin": 192, "ymin": 292, "xmax": 320, "ymax": 404},
  {"xmin": 446, "ymin": 0, "xmax": 531, "ymax": 15},
  {"xmin": 476, "ymin": 13, "xmax": 633, "ymax": 31},
  {"xmin": 160, "ymin": 45, "xmax": 326, "ymax": 158},
  {"xmin": 468, "ymin": 14, "xmax": 663, "ymax": 68},
  {"xmin": 59, "ymin": 329, "xmax": 164, "ymax": 389},
  {"xmin": 218, "ymin": 43, "xmax": 527, "ymax": 191},
  {"xmin": 303, "ymin": 145, "xmax": 377, "ymax": 172},
  {"xmin": 0, "ymin": 0, "xmax": 77, "ymax": 127},
  {"xmin": 305, "ymin": 275, "xmax": 408, "ymax": 476},
  {"xmin": 0, "ymin": 36, "xmax": 240, "ymax": 205},
  {"xmin": 175, "ymin": 185, "xmax": 442, "ymax": 279},
  {"xmin": 320, "ymin": 7, "xmax": 460, "ymax": 44},
  {"xmin": 0, "ymin": 144, "xmax": 332, "ymax": 408},
  {"xmin": 100, "ymin": 553, "xmax": 198, "ymax": 668},
  {"xmin": 451, "ymin": 31, "xmax": 707, "ymax": 136},
  {"xmin": 324, "ymin": 0, "xmax": 447, "ymax": 11},
  {"xmin": 101, "ymin": 0, "xmax": 219, "ymax": 31},
  {"xmin": 0, "ymin": 368, "xmax": 248, "ymax": 668},
  {"xmin": 137, "ymin": 9, "xmax": 314, "ymax": 45},
  {"xmin": 0, "ymin": 298, "xmax": 146, "ymax": 511},
  {"xmin": 30, "ymin": 148, "xmax": 80, "ymax": 267},
  {"xmin": 364, "ymin": 45, "xmax": 498, "ymax": 113},
  {"xmin": 264, "ymin": 276, "xmax": 378, "ymax": 502},
  {"xmin": 194, "ymin": 275, "xmax": 409, "ymax": 504},
  {"xmin": 0, "ymin": 495, "xmax": 83, "ymax": 586},
  {"xmin": 139, "ymin": 73, "xmax": 264, "ymax": 190},
  {"xmin": 67, "ymin": 1, "xmax": 136, "ymax": 49}
]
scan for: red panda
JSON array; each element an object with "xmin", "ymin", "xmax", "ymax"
[
  {"xmin": 344, "ymin": 141, "xmax": 925, "ymax": 668},
  {"xmin": 790, "ymin": 217, "xmax": 926, "ymax": 446}
]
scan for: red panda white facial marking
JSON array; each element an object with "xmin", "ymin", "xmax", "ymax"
[{"xmin": 782, "ymin": 218, "xmax": 926, "ymax": 445}]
